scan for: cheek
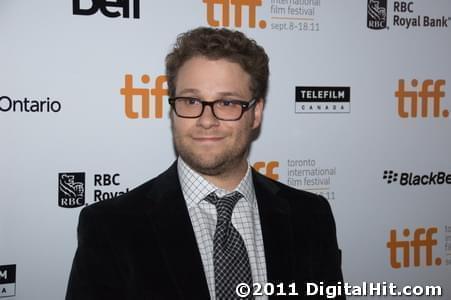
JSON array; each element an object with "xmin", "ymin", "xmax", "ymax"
[
  {"xmin": 230, "ymin": 120, "xmax": 254, "ymax": 141},
  {"xmin": 172, "ymin": 118, "xmax": 191, "ymax": 136}
]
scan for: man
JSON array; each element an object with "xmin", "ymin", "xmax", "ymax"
[{"xmin": 66, "ymin": 27, "xmax": 344, "ymax": 299}]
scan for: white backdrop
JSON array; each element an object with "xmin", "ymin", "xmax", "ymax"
[{"xmin": 1, "ymin": 0, "xmax": 451, "ymax": 299}]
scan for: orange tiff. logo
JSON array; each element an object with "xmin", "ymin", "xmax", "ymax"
[
  {"xmin": 387, "ymin": 227, "xmax": 442, "ymax": 269},
  {"xmin": 120, "ymin": 74, "xmax": 167, "ymax": 119},
  {"xmin": 395, "ymin": 79, "xmax": 448, "ymax": 118},
  {"xmin": 253, "ymin": 161, "xmax": 279, "ymax": 180},
  {"xmin": 203, "ymin": 0, "xmax": 267, "ymax": 28}
]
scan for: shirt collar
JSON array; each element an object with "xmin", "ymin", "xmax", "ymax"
[{"xmin": 177, "ymin": 157, "xmax": 255, "ymax": 209}]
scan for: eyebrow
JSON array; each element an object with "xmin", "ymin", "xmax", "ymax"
[{"xmin": 177, "ymin": 88, "xmax": 247, "ymax": 99}]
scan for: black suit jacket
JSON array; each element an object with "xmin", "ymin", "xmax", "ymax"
[{"xmin": 66, "ymin": 162, "xmax": 344, "ymax": 299}]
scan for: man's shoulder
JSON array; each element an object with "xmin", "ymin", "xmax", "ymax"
[{"xmin": 252, "ymin": 169, "xmax": 331, "ymax": 212}]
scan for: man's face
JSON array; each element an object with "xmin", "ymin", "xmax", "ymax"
[{"xmin": 171, "ymin": 56, "xmax": 263, "ymax": 176}]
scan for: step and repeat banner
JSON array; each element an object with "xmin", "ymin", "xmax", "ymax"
[{"xmin": 1, "ymin": 0, "xmax": 450, "ymax": 299}]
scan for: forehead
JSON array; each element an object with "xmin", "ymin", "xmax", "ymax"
[{"xmin": 175, "ymin": 56, "xmax": 252, "ymax": 98}]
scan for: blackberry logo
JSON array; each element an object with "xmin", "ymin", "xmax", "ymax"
[
  {"xmin": 58, "ymin": 173, "xmax": 85, "ymax": 208},
  {"xmin": 367, "ymin": 0, "xmax": 387, "ymax": 30},
  {"xmin": 383, "ymin": 170, "xmax": 398, "ymax": 184},
  {"xmin": 383, "ymin": 170, "xmax": 451, "ymax": 186}
]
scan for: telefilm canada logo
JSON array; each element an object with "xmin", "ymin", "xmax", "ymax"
[
  {"xmin": 295, "ymin": 86, "xmax": 350, "ymax": 113},
  {"xmin": 58, "ymin": 172, "xmax": 86, "ymax": 208},
  {"xmin": 0, "ymin": 264, "xmax": 16, "ymax": 298},
  {"xmin": 383, "ymin": 170, "xmax": 451, "ymax": 186},
  {"xmin": 73, "ymin": 0, "xmax": 140, "ymax": 18}
]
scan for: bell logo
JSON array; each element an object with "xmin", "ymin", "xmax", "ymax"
[
  {"xmin": 395, "ymin": 79, "xmax": 448, "ymax": 118},
  {"xmin": 386, "ymin": 227, "xmax": 442, "ymax": 269},
  {"xmin": 253, "ymin": 161, "xmax": 279, "ymax": 180},
  {"xmin": 73, "ymin": 0, "xmax": 140, "ymax": 18},
  {"xmin": 120, "ymin": 74, "xmax": 168, "ymax": 119},
  {"xmin": 203, "ymin": 0, "xmax": 267, "ymax": 29}
]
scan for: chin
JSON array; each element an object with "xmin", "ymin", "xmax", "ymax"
[{"xmin": 190, "ymin": 157, "xmax": 228, "ymax": 175}]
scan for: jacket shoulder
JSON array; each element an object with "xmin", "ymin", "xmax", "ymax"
[{"xmin": 252, "ymin": 169, "xmax": 332, "ymax": 213}]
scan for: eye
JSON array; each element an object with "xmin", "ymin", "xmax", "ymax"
[
  {"xmin": 218, "ymin": 100, "xmax": 236, "ymax": 107},
  {"xmin": 182, "ymin": 98, "xmax": 200, "ymax": 105}
]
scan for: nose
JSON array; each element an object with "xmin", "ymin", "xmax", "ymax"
[{"xmin": 197, "ymin": 104, "xmax": 219, "ymax": 128}]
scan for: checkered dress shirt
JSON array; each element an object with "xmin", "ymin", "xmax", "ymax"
[{"xmin": 178, "ymin": 158, "xmax": 268, "ymax": 300}]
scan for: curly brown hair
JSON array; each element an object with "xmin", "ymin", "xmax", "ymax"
[{"xmin": 165, "ymin": 27, "xmax": 269, "ymax": 100}]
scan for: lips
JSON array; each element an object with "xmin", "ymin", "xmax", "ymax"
[{"xmin": 192, "ymin": 136, "xmax": 224, "ymax": 142}]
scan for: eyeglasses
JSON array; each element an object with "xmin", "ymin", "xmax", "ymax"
[{"xmin": 168, "ymin": 97, "xmax": 258, "ymax": 121}]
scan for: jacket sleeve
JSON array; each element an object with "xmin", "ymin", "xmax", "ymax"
[
  {"xmin": 65, "ymin": 207, "xmax": 125, "ymax": 300},
  {"xmin": 316, "ymin": 194, "xmax": 345, "ymax": 300}
]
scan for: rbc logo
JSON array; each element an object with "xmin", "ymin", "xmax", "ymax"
[
  {"xmin": 253, "ymin": 161, "xmax": 279, "ymax": 180},
  {"xmin": 367, "ymin": 0, "xmax": 387, "ymax": 30},
  {"xmin": 73, "ymin": 0, "xmax": 140, "ymax": 18},
  {"xmin": 58, "ymin": 173, "xmax": 85, "ymax": 208},
  {"xmin": 393, "ymin": 1, "xmax": 414, "ymax": 13}
]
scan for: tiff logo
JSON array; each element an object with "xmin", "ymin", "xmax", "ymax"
[
  {"xmin": 387, "ymin": 227, "xmax": 442, "ymax": 269},
  {"xmin": 120, "ymin": 74, "xmax": 168, "ymax": 119},
  {"xmin": 253, "ymin": 161, "xmax": 279, "ymax": 180},
  {"xmin": 395, "ymin": 79, "xmax": 448, "ymax": 118},
  {"xmin": 203, "ymin": 0, "xmax": 267, "ymax": 28},
  {"xmin": 73, "ymin": 0, "xmax": 140, "ymax": 18}
]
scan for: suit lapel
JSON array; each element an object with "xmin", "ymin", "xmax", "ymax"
[
  {"xmin": 253, "ymin": 170, "xmax": 296, "ymax": 286},
  {"xmin": 147, "ymin": 162, "xmax": 210, "ymax": 300},
  {"xmin": 145, "ymin": 164, "xmax": 297, "ymax": 298}
]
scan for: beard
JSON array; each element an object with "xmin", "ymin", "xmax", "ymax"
[{"xmin": 172, "ymin": 130, "xmax": 252, "ymax": 177}]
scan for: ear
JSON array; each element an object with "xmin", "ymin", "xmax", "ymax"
[{"xmin": 252, "ymin": 98, "xmax": 264, "ymax": 129}]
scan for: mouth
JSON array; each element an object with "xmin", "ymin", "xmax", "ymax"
[{"xmin": 192, "ymin": 136, "xmax": 225, "ymax": 143}]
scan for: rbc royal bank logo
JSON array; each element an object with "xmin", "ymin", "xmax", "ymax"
[
  {"xmin": 58, "ymin": 173, "xmax": 85, "ymax": 208},
  {"xmin": 367, "ymin": 0, "xmax": 387, "ymax": 30}
]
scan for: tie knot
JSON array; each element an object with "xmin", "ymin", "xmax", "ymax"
[{"xmin": 205, "ymin": 191, "xmax": 243, "ymax": 223}]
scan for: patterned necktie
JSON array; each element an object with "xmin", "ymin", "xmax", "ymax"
[{"xmin": 205, "ymin": 191, "xmax": 253, "ymax": 300}]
